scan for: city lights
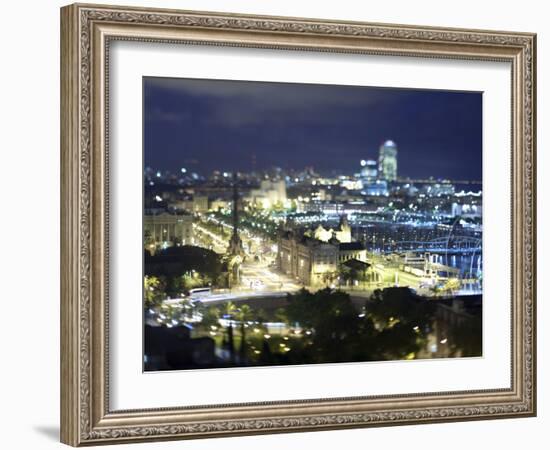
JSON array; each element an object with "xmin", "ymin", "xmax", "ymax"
[{"xmin": 143, "ymin": 77, "xmax": 483, "ymax": 372}]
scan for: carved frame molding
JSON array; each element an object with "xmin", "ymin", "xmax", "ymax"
[{"xmin": 60, "ymin": 3, "xmax": 536, "ymax": 446}]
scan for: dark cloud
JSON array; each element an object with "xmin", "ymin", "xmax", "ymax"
[{"xmin": 144, "ymin": 76, "xmax": 482, "ymax": 180}]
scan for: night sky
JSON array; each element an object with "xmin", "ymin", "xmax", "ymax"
[{"xmin": 144, "ymin": 77, "xmax": 482, "ymax": 181}]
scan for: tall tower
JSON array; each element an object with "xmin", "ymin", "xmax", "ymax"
[
  {"xmin": 228, "ymin": 175, "xmax": 244, "ymax": 257},
  {"xmin": 227, "ymin": 175, "xmax": 244, "ymax": 287},
  {"xmin": 378, "ymin": 140, "xmax": 398, "ymax": 182}
]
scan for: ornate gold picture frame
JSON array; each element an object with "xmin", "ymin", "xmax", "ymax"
[{"xmin": 60, "ymin": 3, "xmax": 536, "ymax": 446}]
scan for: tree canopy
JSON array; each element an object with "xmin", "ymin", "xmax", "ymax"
[
  {"xmin": 145, "ymin": 245, "xmax": 224, "ymax": 295},
  {"xmin": 283, "ymin": 287, "xmax": 434, "ymax": 363}
]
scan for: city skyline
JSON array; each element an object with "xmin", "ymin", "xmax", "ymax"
[
  {"xmin": 143, "ymin": 75, "xmax": 483, "ymax": 372},
  {"xmin": 144, "ymin": 77, "xmax": 483, "ymax": 180}
]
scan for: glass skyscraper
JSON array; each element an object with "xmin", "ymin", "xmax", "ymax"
[{"xmin": 378, "ymin": 140, "xmax": 398, "ymax": 182}]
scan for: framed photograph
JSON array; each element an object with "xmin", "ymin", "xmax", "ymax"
[{"xmin": 60, "ymin": 3, "xmax": 536, "ymax": 446}]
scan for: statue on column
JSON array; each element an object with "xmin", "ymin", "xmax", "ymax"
[{"xmin": 227, "ymin": 174, "xmax": 244, "ymax": 287}]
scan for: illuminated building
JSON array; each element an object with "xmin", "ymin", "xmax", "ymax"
[
  {"xmin": 360, "ymin": 159, "xmax": 378, "ymax": 181},
  {"xmin": 363, "ymin": 180, "xmax": 388, "ymax": 196},
  {"xmin": 246, "ymin": 179, "xmax": 287, "ymax": 209},
  {"xmin": 451, "ymin": 203, "xmax": 482, "ymax": 218},
  {"xmin": 278, "ymin": 216, "xmax": 366, "ymax": 286},
  {"xmin": 209, "ymin": 198, "xmax": 232, "ymax": 212},
  {"xmin": 340, "ymin": 179, "xmax": 363, "ymax": 190},
  {"xmin": 192, "ymin": 195, "xmax": 209, "ymax": 213},
  {"xmin": 144, "ymin": 212, "xmax": 194, "ymax": 247},
  {"xmin": 278, "ymin": 231, "xmax": 339, "ymax": 286},
  {"xmin": 299, "ymin": 201, "xmax": 377, "ymax": 215},
  {"xmin": 378, "ymin": 140, "xmax": 398, "ymax": 182},
  {"xmin": 421, "ymin": 182, "xmax": 455, "ymax": 197},
  {"xmin": 338, "ymin": 242, "xmax": 367, "ymax": 263},
  {"xmin": 312, "ymin": 215, "xmax": 352, "ymax": 243},
  {"xmin": 311, "ymin": 189, "xmax": 327, "ymax": 202}
]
